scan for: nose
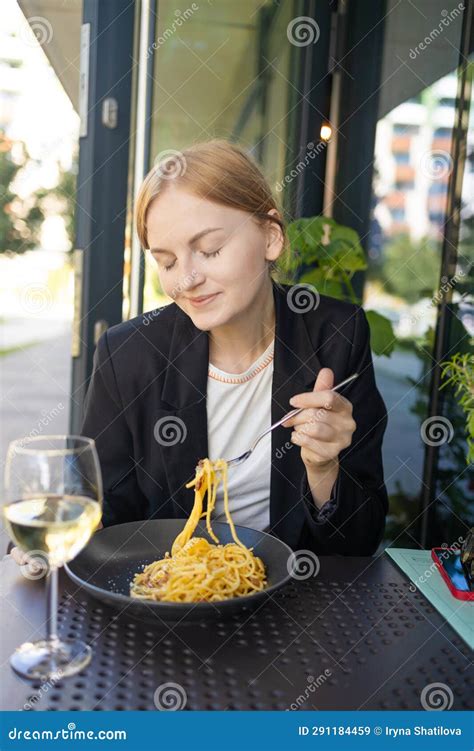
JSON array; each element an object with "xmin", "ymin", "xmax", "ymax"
[
  {"xmin": 181, "ymin": 267, "xmax": 205, "ymax": 290},
  {"xmin": 172, "ymin": 260, "xmax": 206, "ymax": 299}
]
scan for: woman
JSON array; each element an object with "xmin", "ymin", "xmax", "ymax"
[
  {"xmin": 11, "ymin": 139, "xmax": 389, "ymax": 566},
  {"xmin": 81, "ymin": 139, "xmax": 389, "ymax": 555}
]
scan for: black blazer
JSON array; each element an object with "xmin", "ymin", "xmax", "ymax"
[{"xmin": 81, "ymin": 281, "xmax": 389, "ymax": 555}]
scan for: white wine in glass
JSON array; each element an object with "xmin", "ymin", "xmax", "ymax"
[{"xmin": 3, "ymin": 435, "xmax": 103, "ymax": 681}]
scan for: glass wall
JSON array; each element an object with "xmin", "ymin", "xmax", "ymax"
[
  {"xmin": 364, "ymin": 1, "xmax": 471, "ymax": 545},
  {"xmin": 143, "ymin": 0, "xmax": 300, "ymax": 310},
  {"xmin": 431, "ymin": 63, "xmax": 474, "ymax": 545}
]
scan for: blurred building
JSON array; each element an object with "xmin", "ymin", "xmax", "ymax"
[{"xmin": 375, "ymin": 72, "xmax": 474, "ymax": 241}]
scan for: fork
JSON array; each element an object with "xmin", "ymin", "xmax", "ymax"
[{"xmin": 223, "ymin": 372, "xmax": 359, "ymax": 469}]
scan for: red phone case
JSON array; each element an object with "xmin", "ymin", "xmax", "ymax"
[{"xmin": 431, "ymin": 547, "xmax": 474, "ymax": 601}]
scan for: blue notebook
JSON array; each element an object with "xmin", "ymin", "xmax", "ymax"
[{"xmin": 386, "ymin": 548, "xmax": 473, "ymax": 649}]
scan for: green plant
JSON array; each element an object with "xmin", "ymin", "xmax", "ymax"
[
  {"xmin": 279, "ymin": 216, "xmax": 396, "ymax": 356},
  {"xmin": 380, "ymin": 233, "xmax": 440, "ymax": 303},
  {"xmin": 384, "ymin": 330, "xmax": 474, "ymax": 546},
  {"xmin": 440, "ymin": 352, "xmax": 474, "ymax": 465},
  {"xmin": 0, "ymin": 131, "xmax": 45, "ymax": 254}
]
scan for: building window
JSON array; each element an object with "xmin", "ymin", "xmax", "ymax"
[
  {"xmin": 393, "ymin": 123, "xmax": 419, "ymax": 135},
  {"xmin": 439, "ymin": 97, "xmax": 456, "ymax": 108},
  {"xmin": 429, "ymin": 182, "xmax": 448, "ymax": 195},
  {"xmin": 393, "ymin": 151, "xmax": 410, "ymax": 164},
  {"xmin": 390, "ymin": 207, "xmax": 406, "ymax": 221},
  {"xmin": 433, "ymin": 127, "xmax": 452, "ymax": 138}
]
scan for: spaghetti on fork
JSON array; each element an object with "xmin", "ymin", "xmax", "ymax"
[{"xmin": 130, "ymin": 459, "xmax": 267, "ymax": 602}]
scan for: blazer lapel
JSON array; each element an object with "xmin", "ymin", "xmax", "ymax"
[
  {"xmin": 155, "ymin": 307, "xmax": 209, "ymax": 518},
  {"xmin": 270, "ymin": 283, "xmax": 323, "ymax": 547}
]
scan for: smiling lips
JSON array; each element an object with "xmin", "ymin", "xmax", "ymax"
[{"xmin": 187, "ymin": 293, "xmax": 220, "ymax": 306}]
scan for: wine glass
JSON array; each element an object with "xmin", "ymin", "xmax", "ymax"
[{"xmin": 3, "ymin": 435, "xmax": 103, "ymax": 681}]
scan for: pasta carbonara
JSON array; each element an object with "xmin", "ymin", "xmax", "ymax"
[{"xmin": 129, "ymin": 459, "xmax": 267, "ymax": 602}]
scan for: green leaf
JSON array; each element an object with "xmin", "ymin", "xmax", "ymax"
[
  {"xmin": 287, "ymin": 218, "xmax": 322, "ymax": 252},
  {"xmin": 299, "ymin": 270, "xmax": 344, "ymax": 299},
  {"xmin": 324, "ymin": 224, "xmax": 367, "ymax": 271},
  {"xmin": 365, "ymin": 310, "xmax": 396, "ymax": 357},
  {"xmin": 285, "ymin": 214, "xmax": 396, "ymax": 358}
]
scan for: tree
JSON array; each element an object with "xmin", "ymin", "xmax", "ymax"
[
  {"xmin": 51, "ymin": 163, "xmax": 77, "ymax": 251},
  {"xmin": 381, "ymin": 233, "xmax": 440, "ymax": 303},
  {"xmin": 0, "ymin": 131, "xmax": 46, "ymax": 254}
]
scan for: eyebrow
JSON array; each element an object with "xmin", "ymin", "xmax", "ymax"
[{"xmin": 150, "ymin": 227, "xmax": 224, "ymax": 255}]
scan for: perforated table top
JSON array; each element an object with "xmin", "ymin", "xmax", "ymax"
[{"xmin": 1, "ymin": 554, "xmax": 471, "ymax": 711}]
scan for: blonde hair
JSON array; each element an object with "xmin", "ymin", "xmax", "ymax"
[{"xmin": 135, "ymin": 139, "xmax": 289, "ymax": 282}]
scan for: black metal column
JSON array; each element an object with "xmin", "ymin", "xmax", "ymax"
[
  {"xmin": 293, "ymin": 0, "xmax": 333, "ymax": 219},
  {"xmin": 331, "ymin": 0, "xmax": 387, "ymax": 299},
  {"xmin": 70, "ymin": 0, "xmax": 136, "ymax": 434},
  {"xmin": 280, "ymin": 0, "xmax": 334, "ymax": 220}
]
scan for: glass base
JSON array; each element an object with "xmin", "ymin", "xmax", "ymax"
[{"xmin": 10, "ymin": 637, "xmax": 92, "ymax": 681}]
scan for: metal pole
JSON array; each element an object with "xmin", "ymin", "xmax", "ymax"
[
  {"xmin": 70, "ymin": 0, "xmax": 135, "ymax": 433},
  {"xmin": 419, "ymin": 0, "xmax": 473, "ymax": 547},
  {"xmin": 129, "ymin": 0, "xmax": 156, "ymax": 319}
]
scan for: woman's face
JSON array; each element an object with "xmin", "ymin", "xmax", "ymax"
[{"xmin": 146, "ymin": 184, "xmax": 283, "ymax": 330}]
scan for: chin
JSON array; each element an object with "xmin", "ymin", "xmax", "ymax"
[{"xmin": 184, "ymin": 308, "xmax": 231, "ymax": 331}]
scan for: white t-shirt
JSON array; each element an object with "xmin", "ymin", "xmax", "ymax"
[{"xmin": 206, "ymin": 339, "xmax": 274, "ymax": 531}]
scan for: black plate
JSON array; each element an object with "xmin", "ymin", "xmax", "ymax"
[{"xmin": 65, "ymin": 519, "xmax": 293, "ymax": 621}]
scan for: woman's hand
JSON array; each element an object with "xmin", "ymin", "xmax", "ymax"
[{"xmin": 283, "ymin": 367, "xmax": 356, "ymax": 471}]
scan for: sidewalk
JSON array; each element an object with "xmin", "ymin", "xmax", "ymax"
[{"xmin": 0, "ymin": 331, "xmax": 71, "ymax": 552}]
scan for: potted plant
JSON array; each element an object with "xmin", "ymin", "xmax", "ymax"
[
  {"xmin": 280, "ymin": 216, "xmax": 395, "ymax": 357},
  {"xmin": 440, "ymin": 352, "xmax": 474, "ymax": 465}
]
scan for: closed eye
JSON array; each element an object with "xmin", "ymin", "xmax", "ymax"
[
  {"xmin": 199, "ymin": 248, "xmax": 222, "ymax": 259},
  {"xmin": 160, "ymin": 247, "xmax": 222, "ymax": 272}
]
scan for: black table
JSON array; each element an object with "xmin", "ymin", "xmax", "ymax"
[{"xmin": 0, "ymin": 553, "xmax": 471, "ymax": 711}]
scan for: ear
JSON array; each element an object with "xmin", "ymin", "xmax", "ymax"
[{"xmin": 264, "ymin": 208, "xmax": 285, "ymax": 263}]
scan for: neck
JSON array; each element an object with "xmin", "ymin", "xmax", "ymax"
[{"xmin": 208, "ymin": 278, "xmax": 276, "ymax": 374}]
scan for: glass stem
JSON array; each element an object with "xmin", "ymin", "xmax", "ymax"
[{"xmin": 46, "ymin": 565, "xmax": 59, "ymax": 644}]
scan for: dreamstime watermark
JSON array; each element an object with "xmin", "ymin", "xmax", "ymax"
[
  {"xmin": 287, "ymin": 670, "xmax": 332, "ymax": 710},
  {"xmin": 8, "ymin": 724, "xmax": 127, "ymax": 741},
  {"xmin": 19, "ymin": 549, "xmax": 50, "ymax": 581},
  {"xmin": 419, "ymin": 149, "xmax": 453, "ymax": 180},
  {"xmin": 153, "ymin": 682, "xmax": 187, "ymax": 710},
  {"xmin": 287, "ymin": 16, "xmax": 320, "ymax": 47},
  {"xmin": 170, "ymin": 271, "xmax": 198, "ymax": 299},
  {"xmin": 410, "ymin": 269, "xmax": 466, "ymax": 325},
  {"xmin": 275, "ymin": 440, "xmax": 295, "ymax": 461},
  {"xmin": 420, "ymin": 416, "xmax": 454, "ymax": 447},
  {"xmin": 21, "ymin": 16, "xmax": 53, "ymax": 47},
  {"xmin": 276, "ymin": 141, "xmax": 328, "ymax": 192},
  {"xmin": 153, "ymin": 416, "xmax": 187, "ymax": 446},
  {"xmin": 24, "ymin": 669, "xmax": 64, "ymax": 710},
  {"xmin": 286, "ymin": 283, "xmax": 320, "ymax": 314},
  {"xmin": 287, "ymin": 549, "xmax": 320, "ymax": 580},
  {"xmin": 408, "ymin": 536, "xmax": 465, "ymax": 592},
  {"xmin": 276, "ymin": 400, "xmax": 334, "ymax": 458},
  {"xmin": 142, "ymin": 305, "xmax": 166, "ymax": 327},
  {"xmin": 409, "ymin": 5, "xmax": 464, "ymax": 59},
  {"xmin": 147, "ymin": 4, "xmax": 199, "ymax": 55},
  {"xmin": 20, "ymin": 283, "xmax": 53, "ymax": 314},
  {"xmin": 13, "ymin": 403, "xmax": 65, "ymax": 448},
  {"xmin": 153, "ymin": 149, "xmax": 187, "ymax": 179},
  {"xmin": 420, "ymin": 681, "xmax": 454, "ymax": 711}
]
